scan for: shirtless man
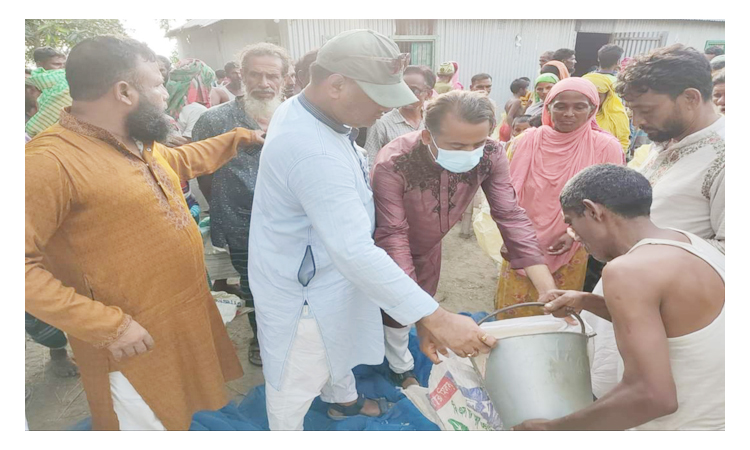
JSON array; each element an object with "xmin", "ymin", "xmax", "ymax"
[
  {"xmin": 499, "ymin": 77, "xmax": 530, "ymax": 141},
  {"xmin": 210, "ymin": 61, "xmax": 243, "ymax": 106},
  {"xmin": 514, "ymin": 164, "xmax": 724, "ymax": 431}
]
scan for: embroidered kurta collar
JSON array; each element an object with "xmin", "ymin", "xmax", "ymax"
[{"xmin": 58, "ymin": 107, "xmax": 147, "ymax": 159}]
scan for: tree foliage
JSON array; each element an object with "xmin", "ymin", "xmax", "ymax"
[
  {"xmin": 158, "ymin": 19, "xmax": 175, "ymax": 34},
  {"xmin": 25, "ymin": 19, "xmax": 128, "ymax": 64}
]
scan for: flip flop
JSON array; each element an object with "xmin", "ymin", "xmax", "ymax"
[{"xmin": 327, "ymin": 394, "xmax": 393, "ymax": 421}]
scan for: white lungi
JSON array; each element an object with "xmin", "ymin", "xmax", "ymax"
[
  {"xmin": 109, "ymin": 371, "xmax": 167, "ymax": 431},
  {"xmin": 265, "ymin": 305, "xmax": 358, "ymax": 430},
  {"xmin": 384, "ymin": 325, "xmax": 414, "ymax": 374}
]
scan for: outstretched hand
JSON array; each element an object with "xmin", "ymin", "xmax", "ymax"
[
  {"xmin": 539, "ymin": 289, "xmax": 587, "ymax": 318},
  {"xmin": 418, "ymin": 308, "xmax": 497, "ymax": 362},
  {"xmin": 416, "ymin": 322, "xmax": 448, "ymax": 364},
  {"xmin": 235, "ymin": 128, "xmax": 265, "ymax": 148}
]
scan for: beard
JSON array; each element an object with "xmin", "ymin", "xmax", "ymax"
[
  {"xmin": 642, "ymin": 117, "xmax": 686, "ymax": 143},
  {"xmin": 243, "ymin": 91, "xmax": 283, "ymax": 122},
  {"xmin": 639, "ymin": 103, "xmax": 690, "ymax": 144},
  {"xmin": 125, "ymin": 94, "xmax": 172, "ymax": 144}
]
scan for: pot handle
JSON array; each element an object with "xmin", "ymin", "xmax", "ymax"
[{"xmin": 476, "ymin": 302, "xmax": 586, "ymax": 336}]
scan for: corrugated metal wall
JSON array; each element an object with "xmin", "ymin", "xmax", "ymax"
[
  {"xmin": 579, "ymin": 20, "xmax": 725, "ymax": 52},
  {"xmin": 174, "ymin": 19, "xmax": 723, "ymax": 111},
  {"xmin": 434, "ymin": 19, "xmax": 577, "ymax": 113},
  {"xmin": 611, "ymin": 31, "xmax": 667, "ymax": 58},
  {"xmin": 283, "ymin": 19, "xmax": 395, "ymax": 60}
]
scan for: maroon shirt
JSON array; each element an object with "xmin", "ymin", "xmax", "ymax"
[{"xmin": 371, "ymin": 131, "xmax": 545, "ymax": 296}]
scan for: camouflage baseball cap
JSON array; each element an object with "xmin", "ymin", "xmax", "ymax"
[{"xmin": 316, "ymin": 29, "xmax": 418, "ymax": 108}]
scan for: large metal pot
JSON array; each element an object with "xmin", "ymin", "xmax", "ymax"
[{"xmin": 471, "ymin": 302, "xmax": 594, "ymax": 430}]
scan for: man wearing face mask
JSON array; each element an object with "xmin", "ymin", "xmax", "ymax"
[
  {"xmin": 25, "ymin": 36, "xmax": 256, "ymax": 430},
  {"xmin": 371, "ymin": 90, "xmax": 556, "ymax": 387}
]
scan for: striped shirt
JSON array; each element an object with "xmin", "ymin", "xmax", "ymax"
[
  {"xmin": 25, "ymin": 68, "xmax": 72, "ymax": 138},
  {"xmin": 364, "ymin": 108, "xmax": 423, "ymax": 168}
]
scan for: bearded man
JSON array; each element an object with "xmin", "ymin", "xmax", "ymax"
[
  {"xmin": 191, "ymin": 42, "xmax": 290, "ymax": 367},
  {"xmin": 25, "ymin": 36, "xmax": 258, "ymax": 430}
]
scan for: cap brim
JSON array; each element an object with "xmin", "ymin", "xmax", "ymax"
[{"xmin": 355, "ymin": 79, "xmax": 419, "ymax": 108}]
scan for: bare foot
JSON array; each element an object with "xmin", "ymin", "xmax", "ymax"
[
  {"xmin": 391, "ymin": 370, "xmax": 420, "ymax": 389},
  {"xmin": 49, "ymin": 348, "xmax": 79, "ymax": 378},
  {"xmin": 357, "ymin": 399, "xmax": 384, "ymax": 417},
  {"xmin": 401, "ymin": 377, "xmax": 419, "ymax": 389}
]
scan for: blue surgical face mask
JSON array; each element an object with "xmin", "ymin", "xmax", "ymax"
[{"xmin": 428, "ymin": 131, "xmax": 485, "ymax": 173}]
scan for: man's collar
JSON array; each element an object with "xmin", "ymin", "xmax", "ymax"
[
  {"xmin": 298, "ymin": 92, "xmax": 352, "ymax": 135},
  {"xmin": 391, "ymin": 108, "xmax": 407, "ymax": 124},
  {"xmin": 58, "ymin": 107, "xmax": 141, "ymax": 157},
  {"xmin": 395, "ymin": 107, "xmax": 424, "ymax": 126},
  {"xmin": 658, "ymin": 115, "xmax": 724, "ymax": 152}
]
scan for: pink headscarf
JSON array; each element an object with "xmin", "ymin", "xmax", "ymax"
[
  {"xmin": 449, "ymin": 61, "xmax": 464, "ymax": 90},
  {"xmin": 542, "ymin": 61, "xmax": 570, "ymax": 80},
  {"xmin": 508, "ymin": 78, "xmax": 625, "ymax": 273}
]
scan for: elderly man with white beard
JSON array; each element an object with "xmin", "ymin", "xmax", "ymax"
[{"xmin": 191, "ymin": 42, "xmax": 291, "ymax": 367}]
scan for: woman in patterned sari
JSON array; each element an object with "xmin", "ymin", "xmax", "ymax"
[{"xmin": 495, "ymin": 78, "xmax": 625, "ymax": 317}]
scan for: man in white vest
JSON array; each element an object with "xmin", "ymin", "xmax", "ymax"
[
  {"xmin": 583, "ymin": 43, "xmax": 726, "ymax": 402},
  {"xmin": 515, "ymin": 164, "xmax": 724, "ymax": 430}
]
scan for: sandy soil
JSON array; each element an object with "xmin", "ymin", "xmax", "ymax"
[{"xmin": 25, "ymin": 225, "xmax": 499, "ymax": 430}]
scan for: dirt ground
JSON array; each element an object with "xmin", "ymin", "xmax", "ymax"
[{"xmin": 25, "ymin": 225, "xmax": 499, "ymax": 430}]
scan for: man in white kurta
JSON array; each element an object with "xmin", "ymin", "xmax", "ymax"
[
  {"xmin": 638, "ymin": 116, "xmax": 724, "ymax": 252},
  {"xmin": 586, "ymin": 44, "xmax": 725, "ymax": 397},
  {"xmin": 248, "ymin": 29, "xmax": 496, "ymax": 430}
]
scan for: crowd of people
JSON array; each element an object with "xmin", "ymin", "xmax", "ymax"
[{"xmin": 25, "ymin": 27, "xmax": 724, "ymax": 431}]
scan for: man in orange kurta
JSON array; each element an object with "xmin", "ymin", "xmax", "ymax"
[{"xmin": 25, "ymin": 36, "xmax": 254, "ymax": 430}]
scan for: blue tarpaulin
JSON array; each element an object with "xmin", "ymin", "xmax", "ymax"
[{"xmin": 71, "ymin": 312, "xmax": 491, "ymax": 431}]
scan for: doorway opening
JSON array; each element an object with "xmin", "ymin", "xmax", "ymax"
[{"xmin": 574, "ymin": 32, "xmax": 611, "ymax": 76}]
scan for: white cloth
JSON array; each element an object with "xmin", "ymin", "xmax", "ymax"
[
  {"xmin": 265, "ymin": 305, "xmax": 358, "ymax": 430},
  {"xmin": 582, "ymin": 285, "xmax": 620, "ymax": 399},
  {"xmin": 248, "ymin": 94, "xmax": 438, "ymax": 390},
  {"xmin": 384, "ymin": 325, "xmax": 414, "ymax": 374},
  {"xmin": 638, "ymin": 116, "xmax": 724, "ymax": 253},
  {"xmin": 585, "ymin": 230, "xmax": 725, "ymax": 430},
  {"xmin": 628, "ymin": 232, "xmax": 724, "ymax": 430},
  {"xmin": 177, "ymin": 102, "xmax": 208, "ymax": 138},
  {"xmin": 109, "ymin": 371, "xmax": 167, "ymax": 431}
]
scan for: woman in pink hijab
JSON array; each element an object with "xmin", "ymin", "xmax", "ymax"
[
  {"xmin": 449, "ymin": 61, "xmax": 464, "ymax": 90},
  {"xmin": 495, "ymin": 77, "xmax": 625, "ymax": 317}
]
